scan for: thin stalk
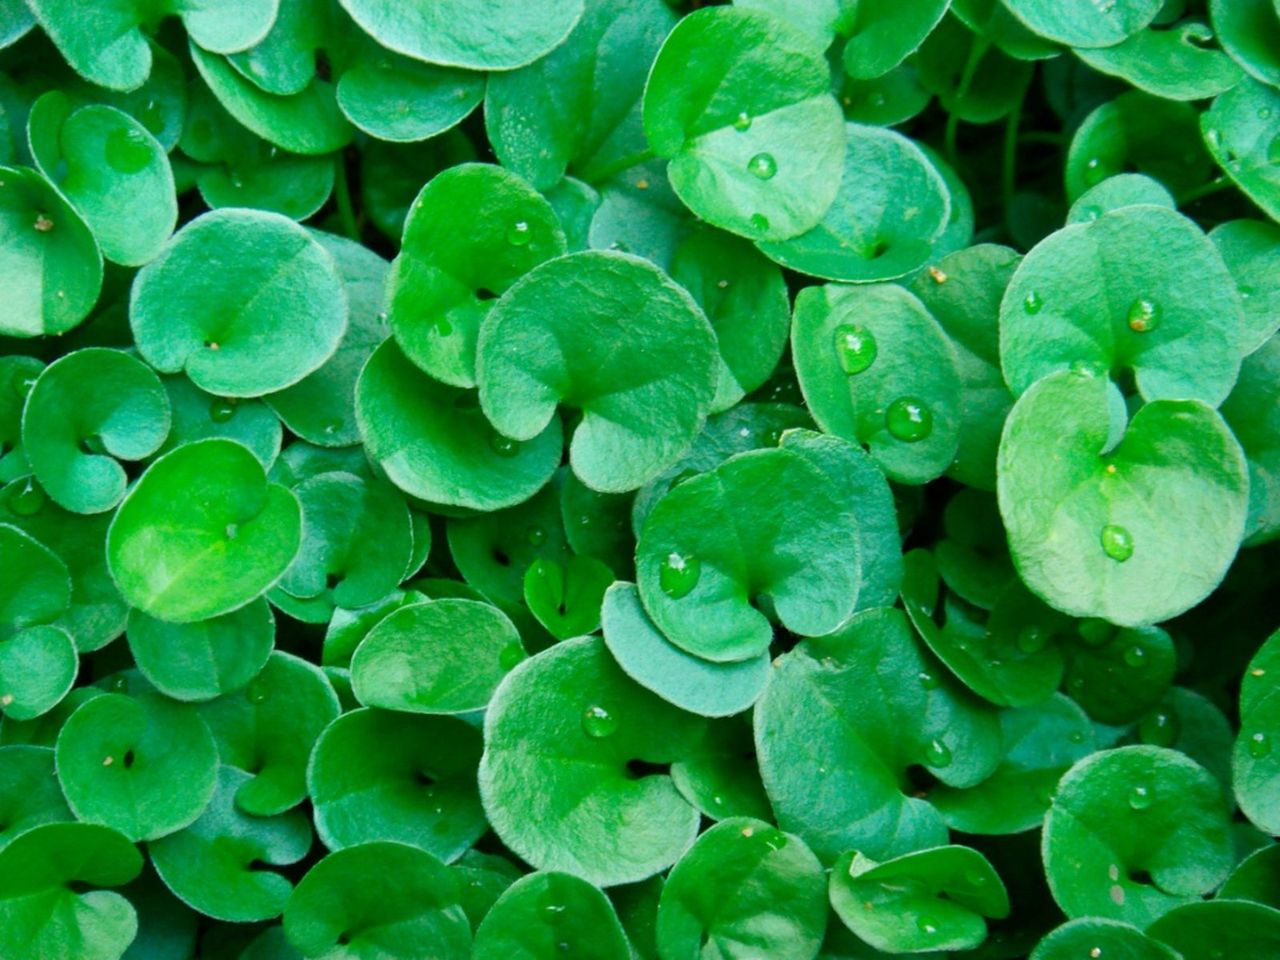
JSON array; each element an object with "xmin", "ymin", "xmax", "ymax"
[{"xmin": 334, "ymin": 152, "xmax": 360, "ymax": 242}]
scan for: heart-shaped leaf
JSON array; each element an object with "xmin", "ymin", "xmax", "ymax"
[
  {"xmin": 1202, "ymin": 78, "xmax": 1280, "ymax": 224},
  {"xmin": 523, "ymin": 555, "xmax": 613, "ymax": 641},
  {"xmin": 156, "ymin": 375, "xmax": 283, "ymax": 470},
  {"xmin": 1031, "ymin": 918, "xmax": 1179, "ymax": 960},
  {"xmin": 0, "ymin": 624, "xmax": 77, "ymax": 722},
  {"xmin": 1076, "ymin": 20, "xmax": 1243, "ymax": 101},
  {"xmin": 1146, "ymin": 900, "xmax": 1280, "ymax": 959},
  {"xmin": 473, "ymin": 871, "xmax": 630, "ymax": 960},
  {"xmin": 1210, "ymin": 0, "xmax": 1280, "ymax": 89}
]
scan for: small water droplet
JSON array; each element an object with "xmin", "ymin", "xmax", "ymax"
[
  {"xmin": 1123, "ymin": 644, "xmax": 1146, "ymax": 668},
  {"xmin": 1138, "ymin": 708, "xmax": 1179, "ymax": 747},
  {"xmin": 918, "ymin": 670, "xmax": 940, "ymax": 690},
  {"xmin": 1100, "ymin": 524, "xmax": 1134, "ymax": 562},
  {"xmin": 1126, "ymin": 298, "xmax": 1161, "ymax": 333},
  {"xmin": 1024, "ymin": 291, "xmax": 1043, "ymax": 314},
  {"xmin": 499, "ymin": 641, "xmax": 525, "ymax": 671},
  {"xmin": 750, "ymin": 213, "xmax": 770, "ymax": 232},
  {"xmin": 917, "ymin": 916, "xmax": 939, "ymax": 936},
  {"xmin": 1083, "ymin": 157, "xmax": 1107, "ymax": 186},
  {"xmin": 9, "ymin": 477, "xmax": 46, "ymax": 516},
  {"xmin": 964, "ymin": 868, "xmax": 988, "ymax": 887},
  {"xmin": 1260, "ymin": 107, "xmax": 1273, "ymax": 120},
  {"xmin": 733, "ymin": 111, "xmax": 752, "ymax": 131},
  {"xmin": 430, "ymin": 317, "xmax": 453, "ymax": 337},
  {"xmin": 885, "ymin": 397, "xmax": 933, "ymax": 443},
  {"xmin": 247, "ymin": 679, "xmax": 269, "ymax": 704},
  {"xmin": 1016, "ymin": 625, "xmax": 1049, "ymax": 654},
  {"xmin": 137, "ymin": 98, "xmax": 164, "ymax": 134},
  {"xmin": 712, "ymin": 794, "xmax": 724, "ymax": 806},
  {"xmin": 1068, "ymin": 729, "xmax": 1086, "ymax": 744},
  {"xmin": 659, "ymin": 552, "xmax": 701, "ymax": 599},
  {"xmin": 527, "ymin": 526, "xmax": 547, "ymax": 547},
  {"xmin": 925, "ymin": 738, "xmax": 952, "ymax": 768},
  {"xmin": 507, "ymin": 221, "xmax": 531, "ymax": 246},
  {"xmin": 833, "ymin": 324, "xmax": 877, "ymax": 375},
  {"xmin": 11, "ymin": 370, "xmax": 36, "ymax": 398},
  {"xmin": 209, "ymin": 398, "xmax": 236, "ymax": 423},
  {"xmin": 109, "ymin": 675, "xmax": 129, "ymax": 693},
  {"xmin": 544, "ymin": 903, "xmax": 566, "ymax": 916},
  {"xmin": 581, "ymin": 704, "xmax": 618, "ymax": 739},
  {"xmin": 1081, "ymin": 205, "xmax": 1102, "ymax": 221},
  {"xmin": 105, "ymin": 125, "xmax": 152, "ymax": 174},
  {"xmin": 224, "ymin": 523, "xmax": 238, "ymax": 540},
  {"xmin": 490, "ymin": 432, "xmax": 520, "ymax": 458},
  {"xmin": 1249, "ymin": 731, "xmax": 1272, "ymax": 759},
  {"xmin": 1128, "ymin": 784, "xmax": 1154, "ymax": 810},
  {"xmin": 747, "ymin": 153, "xmax": 777, "ymax": 180}
]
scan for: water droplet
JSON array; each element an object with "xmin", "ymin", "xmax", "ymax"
[
  {"xmin": 1016, "ymin": 625, "xmax": 1049, "ymax": 654},
  {"xmin": 581, "ymin": 704, "xmax": 618, "ymax": 739},
  {"xmin": 1126, "ymin": 298, "xmax": 1161, "ymax": 333},
  {"xmin": 1260, "ymin": 107, "xmax": 1273, "ymax": 120},
  {"xmin": 137, "ymin": 98, "xmax": 164, "ymax": 134},
  {"xmin": 733, "ymin": 111, "xmax": 752, "ymax": 132},
  {"xmin": 499, "ymin": 641, "xmax": 525, "ymax": 671},
  {"xmin": 527, "ymin": 526, "xmax": 547, "ymax": 547},
  {"xmin": 1024, "ymin": 291, "xmax": 1043, "ymax": 314},
  {"xmin": 747, "ymin": 153, "xmax": 777, "ymax": 180},
  {"xmin": 1068, "ymin": 729, "xmax": 1086, "ymax": 744},
  {"xmin": 109, "ymin": 675, "xmax": 129, "ymax": 693},
  {"xmin": 1138, "ymin": 708, "xmax": 1179, "ymax": 747},
  {"xmin": 925, "ymin": 738, "xmax": 952, "ymax": 768},
  {"xmin": 1249, "ymin": 731, "xmax": 1272, "ymax": 759},
  {"xmin": 964, "ymin": 868, "xmax": 988, "ymax": 887},
  {"xmin": 885, "ymin": 397, "xmax": 933, "ymax": 443},
  {"xmin": 9, "ymin": 478, "xmax": 46, "ymax": 516},
  {"xmin": 430, "ymin": 317, "xmax": 453, "ymax": 337},
  {"xmin": 1123, "ymin": 644, "xmax": 1146, "ymax": 668},
  {"xmin": 833, "ymin": 324, "xmax": 877, "ymax": 375},
  {"xmin": 1100, "ymin": 524, "xmax": 1134, "ymax": 562},
  {"xmin": 544, "ymin": 903, "xmax": 566, "ymax": 916},
  {"xmin": 1091, "ymin": 948, "xmax": 1102, "ymax": 958},
  {"xmin": 247, "ymin": 679, "xmax": 270, "ymax": 704},
  {"xmin": 507, "ymin": 220, "xmax": 531, "ymax": 246},
  {"xmin": 10, "ymin": 369, "xmax": 35, "ymax": 398},
  {"xmin": 224, "ymin": 523, "xmax": 238, "ymax": 540},
  {"xmin": 209, "ymin": 398, "xmax": 236, "ymax": 423},
  {"xmin": 750, "ymin": 213, "xmax": 770, "ymax": 232},
  {"xmin": 1128, "ymin": 784, "xmax": 1154, "ymax": 810},
  {"xmin": 917, "ymin": 916, "xmax": 939, "ymax": 936},
  {"xmin": 918, "ymin": 670, "xmax": 940, "ymax": 690},
  {"xmin": 711, "ymin": 794, "xmax": 724, "ymax": 806},
  {"xmin": 80, "ymin": 434, "xmax": 107, "ymax": 455},
  {"xmin": 105, "ymin": 126, "xmax": 152, "ymax": 174},
  {"xmin": 490, "ymin": 432, "xmax": 520, "ymax": 458},
  {"xmin": 659, "ymin": 552, "xmax": 701, "ymax": 599},
  {"xmin": 1083, "ymin": 157, "xmax": 1107, "ymax": 186},
  {"xmin": 1081, "ymin": 205, "xmax": 1102, "ymax": 222}
]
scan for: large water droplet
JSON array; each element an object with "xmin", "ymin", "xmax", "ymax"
[
  {"xmin": 1128, "ymin": 784, "xmax": 1154, "ymax": 811},
  {"xmin": 1023, "ymin": 291, "xmax": 1043, "ymax": 315},
  {"xmin": 105, "ymin": 126, "xmax": 152, "ymax": 174},
  {"xmin": 1249, "ymin": 731, "xmax": 1272, "ymax": 759},
  {"xmin": 659, "ymin": 551, "xmax": 701, "ymax": 599},
  {"xmin": 925, "ymin": 738, "xmax": 952, "ymax": 768},
  {"xmin": 1100, "ymin": 524, "xmax": 1134, "ymax": 562},
  {"xmin": 1126, "ymin": 298, "xmax": 1161, "ymax": 333},
  {"xmin": 1138, "ymin": 708, "xmax": 1180, "ymax": 747},
  {"xmin": 581, "ymin": 704, "xmax": 618, "ymax": 739},
  {"xmin": 833, "ymin": 324, "xmax": 877, "ymax": 375},
  {"xmin": 885, "ymin": 397, "xmax": 933, "ymax": 443},
  {"xmin": 499, "ymin": 641, "xmax": 525, "ymax": 671},
  {"xmin": 489, "ymin": 432, "xmax": 520, "ymax": 458},
  {"xmin": 209, "ymin": 398, "xmax": 236, "ymax": 423},
  {"xmin": 1016, "ymin": 625, "xmax": 1049, "ymax": 654},
  {"xmin": 747, "ymin": 153, "xmax": 777, "ymax": 180},
  {"xmin": 9, "ymin": 478, "xmax": 46, "ymax": 516},
  {"xmin": 733, "ymin": 111, "xmax": 752, "ymax": 132},
  {"xmin": 506, "ymin": 221, "xmax": 531, "ymax": 246}
]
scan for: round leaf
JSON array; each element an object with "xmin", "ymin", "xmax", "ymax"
[
  {"xmin": 0, "ymin": 625, "xmax": 77, "ymax": 722},
  {"xmin": 1203, "ymin": 78, "xmax": 1280, "ymax": 224},
  {"xmin": 473, "ymin": 871, "xmax": 630, "ymax": 960},
  {"xmin": 1030, "ymin": 918, "xmax": 1179, "ymax": 960},
  {"xmin": 0, "ymin": 522, "xmax": 71, "ymax": 639},
  {"xmin": 1235, "ymin": 627, "xmax": 1280, "ymax": 835},
  {"xmin": 1001, "ymin": 0, "xmax": 1162, "ymax": 48}
]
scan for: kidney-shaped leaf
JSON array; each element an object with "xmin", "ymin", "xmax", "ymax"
[
  {"xmin": 1203, "ymin": 78, "xmax": 1280, "ymax": 224},
  {"xmin": 1001, "ymin": 0, "xmax": 1162, "ymax": 47},
  {"xmin": 0, "ymin": 624, "xmax": 77, "ymax": 722},
  {"xmin": 473, "ymin": 871, "xmax": 629, "ymax": 960},
  {"xmin": 1030, "ymin": 918, "xmax": 1180, "ymax": 960}
]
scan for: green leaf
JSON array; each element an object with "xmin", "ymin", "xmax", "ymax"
[
  {"xmin": 636, "ymin": 447, "xmax": 860, "ymax": 663},
  {"xmin": 149, "ymin": 766, "xmax": 311, "ymax": 922},
  {"xmin": 336, "ymin": 42, "xmax": 483, "ymax": 144},
  {"xmin": 308, "ymin": 708, "xmax": 485, "ymax": 861},
  {"xmin": 264, "ymin": 232, "xmax": 388, "ymax": 447},
  {"xmin": 479, "ymin": 636, "xmax": 703, "ymax": 886},
  {"xmin": 792, "ymin": 282, "xmax": 962, "ymax": 484},
  {"xmin": 756, "ymin": 608, "xmax": 1000, "ymax": 862},
  {"xmin": 657, "ymin": 818, "xmax": 827, "ymax": 960},
  {"xmin": 0, "ymin": 357, "xmax": 42, "ymax": 480},
  {"xmin": 473, "ymin": 872, "xmax": 630, "ymax": 960},
  {"xmin": 601, "ymin": 582, "xmax": 770, "ymax": 718},
  {"xmin": 1221, "ymin": 333, "xmax": 1280, "ymax": 545},
  {"xmin": 477, "ymin": 251, "xmax": 718, "ymax": 493},
  {"xmin": 131, "ymin": 208, "xmax": 348, "ymax": 398},
  {"xmin": 352, "ymin": 599, "xmax": 522, "ymax": 714},
  {"xmin": 356, "ymin": 339, "xmax": 563, "ymax": 511},
  {"xmin": 388, "ymin": 163, "xmax": 566, "ymax": 389},
  {"xmin": 0, "ymin": 624, "xmax": 77, "ymax": 722},
  {"xmin": 1042, "ymin": 745, "xmax": 1233, "ymax": 926},
  {"xmin": 126, "ymin": 599, "xmax": 274, "ymax": 703},
  {"xmin": 1075, "ymin": 20, "xmax": 1243, "ymax": 101},
  {"xmin": 642, "ymin": 6, "xmax": 846, "ymax": 241},
  {"xmin": 484, "ymin": 0, "xmax": 676, "ymax": 189},
  {"xmin": 1001, "ymin": 0, "xmax": 1162, "ymax": 47},
  {"xmin": 997, "ymin": 370, "xmax": 1248, "ymax": 626},
  {"xmin": 999, "ymin": 206, "xmax": 1243, "ymax": 406},
  {"xmin": 224, "ymin": 0, "xmax": 329, "ymax": 96},
  {"xmin": 1066, "ymin": 173, "xmax": 1175, "ymax": 225},
  {"xmin": 0, "ymin": 165, "xmax": 102, "ymax": 338},
  {"xmin": 841, "ymin": 0, "xmax": 950, "ymax": 80},
  {"xmin": 0, "ymin": 822, "xmax": 141, "ymax": 960},
  {"xmin": 1234, "ymin": 627, "xmax": 1280, "ymax": 834},
  {"xmin": 916, "ymin": 15, "xmax": 1035, "ymax": 124},
  {"xmin": 1146, "ymin": 900, "xmax": 1280, "ymax": 960},
  {"xmin": 197, "ymin": 650, "xmax": 339, "ymax": 817},
  {"xmin": 830, "ymin": 845, "xmax": 1009, "ymax": 953},
  {"xmin": 1210, "ymin": 0, "xmax": 1280, "ymax": 88},
  {"xmin": 55, "ymin": 691, "xmax": 218, "ymax": 842},
  {"xmin": 1203, "ymin": 78, "xmax": 1280, "ymax": 224},
  {"xmin": 1221, "ymin": 844, "xmax": 1280, "ymax": 907},
  {"xmin": 27, "ymin": 93, "xmax": 175, "ymax": 268},
  {"xmin": 1211, "ymin": 220, "xmax": 1280, "ymax": 355},
  {"xmin": 22, "ymin": 348, "xmax": 169, "ymax": 514},
  {"xmin": 0, "ymin": 0, "xmax": 34, "ymax": 49},
  {"xmin": 0, "ymin": 522, "xmax": 71, "ymax": 640},
  {"xmin": 155, "ymin": 375, "xmax": 282, "ymax": 469},
  {"xmin": 523, "ymin": 555, "xmax": 613, "ymax": 641},
  {"xmin": 756, "ymin": 123, "xmax": 950, "ymax": 283},
  {"xmin": 1062, "ymin": 623, "xmax": 1176, "ymax": 725},
  {"xmin": 1030, "ymin": 918, "xmax": 1179, "ymax": 960},
  {"xmin": 283, "ymin": 842, "xmax": 471, "ymax": 959},
  {"xmin": 107, "ymin": 438, "xmax": 302, "ymax": 623},
  {"xmin": 0, "ymin": 745, "xmax": 70, "ymax": 850}
]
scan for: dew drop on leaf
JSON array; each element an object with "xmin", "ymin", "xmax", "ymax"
[
  {"xmin": 885, "ymin": 398, "xmax": 933, "ymax": 443},
  {"xmin": 918, "ymin": 670, "xmax": 940, "ymax": 690},
  {"xmin": 1123, "ymin": 644, "xmax": 1146, "ymax": 668},
  {"xmin": 489, "ymin": 432, "xmax": 520, "ymax": 458},
  {"xmin": 1067, "ymin": 729, "xmax": 1086, "ymax": 744},
  {"xmin": 506, "ymin": 221, "xmax": 531, "ymax": 246},
  {"xmin": 9, "ymin": 478, "xmax": 46, "ymax": 516},
  {"xmin": 750, "ymin": 213, "xmax": 770, "ymax": 232},
  {"xmin": 917, "ymin": 916, "xmax": 939, "ymax": 936},
  {"xmin": 1016, "ymin": 625, "xmax": 1049, "ymax": 654},
  {"xmin": 1249, "ymin": 732, "xmax": 1272, "ymax": 759},
  {"xmin": 747, "ymin": 153, "xmax": 777, "ymax": 180},
  {"xmin": 247, "ymin": 679, "xmax": 270, "ymax": 704},
  {"xmin": 1083, "ymin": 157, "xmax": 1106, "ymax": 186},
  {"xmin": 581, "ymin": 704, "xmax": 617, "ymax": 739},
  {"xmin": 105, "ymin": 126, "xmax": 152, "ymax": 175},
  {"xmin": 498, "ymin": 641, "xmax": 524, "ymax": 671},
  {"xmin": 733, "ymin": 111, "xmax": 752, "ymax": 131},
  {"xmin": 1126, "ymin": 298, "xmax": 1161, "ymax": 333},
  {"xmin": 1023, "ymin": 291, "xmax": 1043, "ymax": 314},
  {"xmin": 1128, "ymin": 784, "xmax": 1154, "ymax": 810},
  {"xmin": 659, "ymin": 551, "xmax": 701, "ymax": 599},
  {"xmin": 1138, "ymin": 709, "xmax": 1180, "ymax": 747},
  {"xmin": 527, "ymin": 526, "xmax": 547, "ymax": 547},
  {"xmin": 1100, "ymin": 524, "xmax": 1134, "ymax": 562},
  {"xmin": 925, "ymin": 738, "xmax": 952, "ymax": 768},
  {"xmin": 209, "ymin": 398, "xmax": 236, "ymax": 423},
  {"xmin": 833, "ymin": 324, "xmax": 877, "ymax": 375}
]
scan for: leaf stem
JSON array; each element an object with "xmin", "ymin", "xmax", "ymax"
[
  {"xmin": 1002, "ymin": 94, "xmax": 1025, "ymax": 222},
  {"xmin": 1177, "ymin": 176, "xmax": 1232, "ymax": 206},
  {"xmin": 944, "ymin": 37, "xmax": 991, "ymax": 170},
  {"xmin": 334, "ymin": 152, "xmax": 360, "ymax": 242}
]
